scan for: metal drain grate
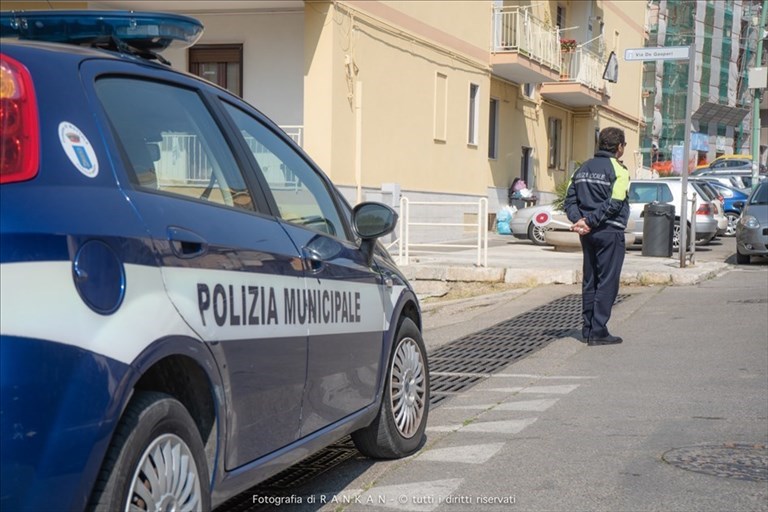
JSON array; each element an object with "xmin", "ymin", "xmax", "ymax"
[
  {"xmin": 216, "ymin": 438, "xmax": 360, "ymax": 511},
  {"xmin": 428, "ymin": 293, "xmax": 626, "ymax": 405},
  {"xmin": 215, "ymin": 293, "xmax": 627, "ymax": 510}
]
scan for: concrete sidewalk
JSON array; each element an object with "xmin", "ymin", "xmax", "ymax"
[{"xmin": 395, "ymin": 233, "xmax": 731, "ymax": 298}]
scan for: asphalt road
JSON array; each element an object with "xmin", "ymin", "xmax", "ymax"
[{"xmin": 218, "ymin": 236, "xmax": 767, "ymax": 512}]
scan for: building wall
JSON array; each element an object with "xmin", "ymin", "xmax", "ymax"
[
  {"xmin": 2, "ymin": 1, "xmax": 86, "ymax": 8},
  {"xmin": 489, "ymin": 79, "xmax": 529, "ymax": 194},
  {"xmin": 304, "ymin": 1, "xmax": 494, "ymax": 200},
  {"xmin": 162, "ymin": 11, "xmax": 305, "ymax": 126},
  {"xmin": 530, "ymin": 1, "xmax": 646, "ymax": 197}
]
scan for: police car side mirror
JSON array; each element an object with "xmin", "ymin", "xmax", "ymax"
[{"xmin": 352, "ymin": 202, "xmax": 398, "ymax": 266}]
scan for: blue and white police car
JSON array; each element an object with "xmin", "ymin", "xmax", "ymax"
[{"xmin": 0, "ymin": 10, "xmax": 428, "ymax": 511}]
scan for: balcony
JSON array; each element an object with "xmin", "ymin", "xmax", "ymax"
[
  {"xmin": 491, "ymin": 6, "xmax": 560, "ymax": 83},
  {"xmin": 540, "ymin": 47, "xmax": 610, "ymax": 107}
]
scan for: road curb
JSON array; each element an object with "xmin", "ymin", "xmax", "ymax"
[{"xmin": 404, "ymin": 261, "xmax": 731, "ymax": 300}]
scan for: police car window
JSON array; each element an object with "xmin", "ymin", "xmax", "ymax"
[
  {"xmin": 223, "ymin": 103, "xmax": 347, "ymax": 239},
  {"xmin": 96, "ymin": 78, "xmax": 255, "ymax": 212}
]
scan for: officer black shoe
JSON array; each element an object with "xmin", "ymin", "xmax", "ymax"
[{"xmin": 588, "ymin": 335, "xmax": 623, "ymax": 346}]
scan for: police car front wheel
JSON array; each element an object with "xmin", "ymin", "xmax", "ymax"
[
  {"xmin": 352, "ymin": 318, "xmax": 429, "ymax": 459},
  {"xmin": 88, "ymin": 391, "xmax": 210, "ymax": 512}
]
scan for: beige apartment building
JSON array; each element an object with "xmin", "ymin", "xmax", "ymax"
[{"xmin": 6, "ymin": 0, "xmax": 647, "ymax": 238}]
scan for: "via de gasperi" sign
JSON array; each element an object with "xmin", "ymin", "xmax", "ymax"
[{"xmin": 624, "ymin": 46, "xmax": 690, "ymax": 61}]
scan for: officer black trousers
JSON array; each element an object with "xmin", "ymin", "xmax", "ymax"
[{"xmin": 579, "ymin": 230, "xmax": 625, "ymax": 340}]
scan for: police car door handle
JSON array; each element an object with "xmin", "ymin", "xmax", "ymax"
[
  {"xmin": 167, "ymin": 227, "xmax": 208, "ymax": 259},
  {"xmin": 301, "ymin": 247, "xmax": 324, "ymax": 273}
]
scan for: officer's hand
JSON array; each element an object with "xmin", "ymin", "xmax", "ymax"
[{"xmin": 570, "ymin": 218, "xmax": 591, "ymax": 236}]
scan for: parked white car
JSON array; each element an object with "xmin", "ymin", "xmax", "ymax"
[
  {"xmin": 509, "ymin": 204, "xmax": 560, "ymax": 246},
  {"xmin": 629, "ymin": 179, "xmax": 718, "ymax": 249}
]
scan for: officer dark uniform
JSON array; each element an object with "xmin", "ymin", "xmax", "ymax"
[{"xmin": 564, "ymin": 127, "xmax": 630, "ymax": 346}]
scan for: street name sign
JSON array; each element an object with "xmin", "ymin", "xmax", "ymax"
[{"xmin": 624, "ymin": 46, "xmax": 690, "ymax": 61}]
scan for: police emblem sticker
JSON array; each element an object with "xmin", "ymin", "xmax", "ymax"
[{"xmin": 59, "ymin": 122, "xmax": 99, "ymax": 178}]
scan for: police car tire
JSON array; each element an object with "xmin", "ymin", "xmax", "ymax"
[
  {"xmin": 88, "ymin": 391, "xmax": 210, "ymax": 512},
  {"xmin": 351, "ymin": 317, "xmax": 429, "ymax": 459}
]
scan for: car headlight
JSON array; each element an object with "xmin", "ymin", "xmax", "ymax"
[{"xmin": 740, "ymin": 215, "xmax": 761, "ymax": 229}]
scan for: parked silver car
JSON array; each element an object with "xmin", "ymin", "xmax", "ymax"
[{"xmin": 735, "ymin": 181, "xmax": 768, "ymax": 264}]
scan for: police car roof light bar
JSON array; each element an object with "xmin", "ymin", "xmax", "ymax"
[{"xmin": 0, "ymin": 10, "xmax": 204, "ymax": 53}]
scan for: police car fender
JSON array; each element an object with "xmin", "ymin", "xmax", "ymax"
[
  {"xmin": 370, "ymin": 282, "xmax": 420, "ymax": 395},
  {"xmin": 0, "ymin": 261, "xmax": 201, "ymax": 364}
]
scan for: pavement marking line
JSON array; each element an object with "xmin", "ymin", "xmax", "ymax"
[
  {"xmin": 462, "ymin": 417, "xmax": 538, "ymax": 434},
  {"xmin": 466, "ymin": 387, "xmax": 525, "ymax": 394},
  {"xmin": 472, "ymin": 384, "xmax": 580, "ymax": 394},
  {"xmin": 519, "ymin": 384, "xmax": 580, "ymax": 394},
  {"xmin": 417, "ymin": 443, "xmax": 506, "ymax": 464},
  {"xmin": 429, "ymin": 371, "xmax": 493, "ymax": 378},
  {"xmin": 496, "ymin": 398, "xmax": 560, "ymax": 411},
  {"xmin": 426, "ymin": 424, "xmax": 464, "ymax": 433},
  {"xmin": 442, "ymin": 403, "xmax": 501, "ymax": 410},
  {"xmin": 443, "ymin": 398, "xmax": 559, "ymax": 412},
  {"xmin": 354, "ymin": 478, "xmax": 465, "ymax": 511},
  {"xmin": 490, "ymin": 373, "xmax": 598, "ymax": 379}
]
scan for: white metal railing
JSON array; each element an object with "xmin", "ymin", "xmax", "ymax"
[
  {"xmin": 156, "ymin": 133, "xmax": 211, "ymax": 184},
  {"xmin": 492, "ymin": 6, "xmax": 560, "ymax": 72},
  {"xmin": 155, "ymin": 126, "xmax": 303, "ymax": 188},
  {"xmin": 397, "ymin": 197, "xmax": 488, "ymax": 267},
  {"xmin": 280, "ymin": 125, "xmax": 303, "ymax": 147},
  {"xmin": 559, "ymin": 47, "xmax": 606, "ymax": 93}
]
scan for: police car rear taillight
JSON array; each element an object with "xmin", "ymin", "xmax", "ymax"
[{"xmin": 0, "ymin": 53, "xmax": 38, "ymax": 184}]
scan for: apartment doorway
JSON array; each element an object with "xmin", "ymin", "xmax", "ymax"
[{"xmin": 521, "ymin": 147, "xmax": 533, "ymax": 188}]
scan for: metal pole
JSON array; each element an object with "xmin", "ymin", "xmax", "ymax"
[
  {"xmin": 355, "ymin": 81, "xmax": 363, "ymax": 204},
  {"xmin": 483, "ymin": 198, "xmax": 488, "ymax": 268},
  {"xmin": 476, "ymin": 200, "xmax": 482, "ymax": 267},
  {"xmin": 751, "ymin": 0, "xmax": 767, "ymax": 192},
  {"xmin": 679, "ymin": 44, "xmax": 695, "ymax": 268}
]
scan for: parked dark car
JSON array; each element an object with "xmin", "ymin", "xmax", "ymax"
[{"xmin": 734, "ymin": 181, "xmax": 768, "ymax": 264}]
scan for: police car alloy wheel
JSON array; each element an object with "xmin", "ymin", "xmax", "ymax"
[
  {"xmin": 352, "ymin": 318, "xmax": 429, "ymax": 459},
  {"xmin": 390, "ymin": 335, "xmax": 427, "ymax": 438},
  {"xmin": 88, "ymin": 392, "xmax": 210, "ymax": 512}
]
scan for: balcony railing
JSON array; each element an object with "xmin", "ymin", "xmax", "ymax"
[
  {"xmin": 492, "ymin": 6, "xmax": 560, "ymax": 72},
  {"xmin": 559, "ymin": 47, "xmax": 606, "ymax": 93}
]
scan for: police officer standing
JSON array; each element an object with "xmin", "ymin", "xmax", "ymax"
[{"xmin": 564, "ymin": 127, "xmax": 630, "ymax": 346}]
